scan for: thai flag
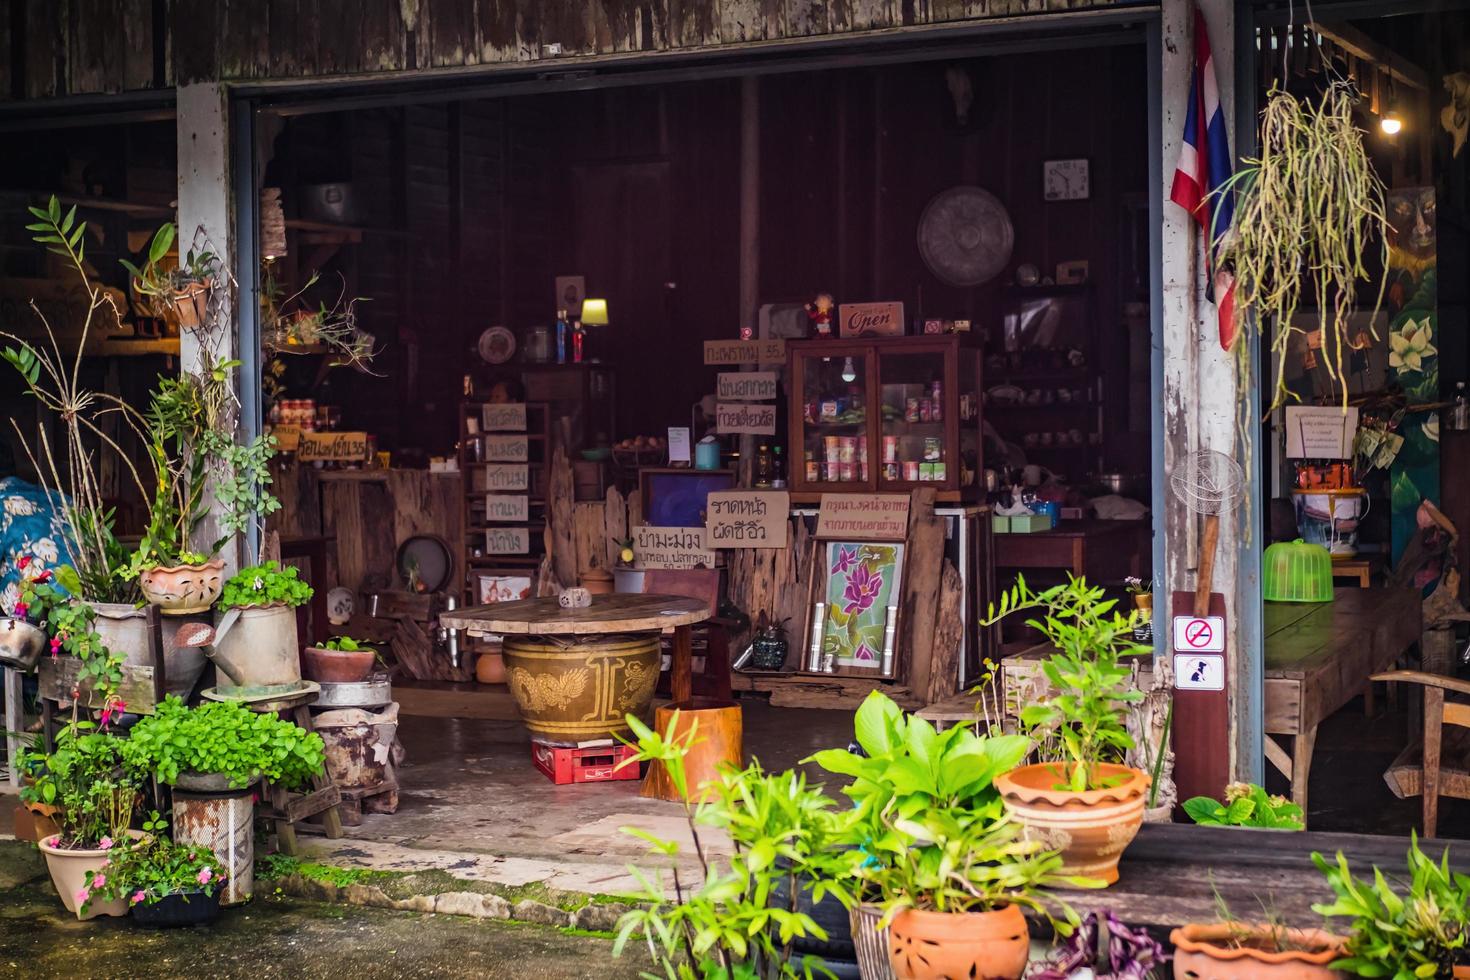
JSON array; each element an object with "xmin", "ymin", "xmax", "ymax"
[{"xmin": 1170, "ymin": 7, "xmax": 1237, "ymax": 351}]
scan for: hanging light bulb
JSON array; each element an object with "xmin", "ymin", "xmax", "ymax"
[
  {"xmin": 1380, "ymin": 108, "xmax": 1403, "ymax": 136},
  {"xmin": 841, "ymin": 356, "xmax": 857, "ymax": 383}
]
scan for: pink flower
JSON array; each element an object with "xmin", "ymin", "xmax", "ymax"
[
  {"xmin": 841, "ymin": 562, "xmax": 885, "ymax": 616},
  {"xmin": 853, "ymin": 642, "xmax": 878, "ymax": 662},
  {"xmin": 12, "ymin": 602, "xmax": 27, "ymax": 618},
  {"xmin": 90, "ymin": 873, "xmax": 106, "ymax": 889},
  {"xmin": 196, "ymin": 867, "xmax": 213, "ymax": 885},
  {"xmin": 75, "ymin": 887, "xmax": 89, "ymax": 904},
  {"xmin": 98, "ymin": 837, "xmax": 113, "ymax": 851},
  {"xmin": 131, "ymin": 891, "xmax": 146, "ymax": 905},
  {"xmin": 16, "ymin": 556, "xmax": 30, "ymax": 570},
  {"xmin": 49, "ymin": 636, "xmax": 61, "ymax": 657},
  {"xmin": 831, "ymin": 546, "xmax": 859, "ymax": 576}
]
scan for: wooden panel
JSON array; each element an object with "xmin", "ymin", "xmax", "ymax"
[
  {"xmin": 23, "ymin": 0, "xmax": 65, "ymax": 99},
  {"xmin": 39, "ymin": 657, "xmax": 158, "ymax": 713},
  {"xmin": 1172, "ymin": 590, "xmax": 1230, "ymax": 805},
  {"xmin": 170, "ymin": 0, "xmax": 221, "ymax": 86},
  {"xmin": 1263, "ymin": 678, "xmax": 1302, "ymax": 735}
]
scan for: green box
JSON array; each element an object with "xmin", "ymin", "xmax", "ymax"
[
  {"xmin": 1010, "ymin": 514, "xmax": 1051, "ymax": 533},
  {"xmin": 991, "ymin": 515, "xmax": 1011, "ymax": 534}
]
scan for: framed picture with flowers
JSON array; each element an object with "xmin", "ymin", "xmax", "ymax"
[{"xmin": 817, "ymin": 541, "xmax": 905, "ymax": 672}]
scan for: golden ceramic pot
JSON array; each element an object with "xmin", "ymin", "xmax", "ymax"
[
  {"xmin": 887, "ymin": 905, "xmax": 1029, "ymax": 980},
  {"xmin": 993, "ymin": 762, "xmax": 1149, "ymax": 885},
  {"xmin": 502, "ymin": 634, "xmax": 661, "ymax": 741}
]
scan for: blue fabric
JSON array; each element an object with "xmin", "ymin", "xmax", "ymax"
[{"xmin": 0, "ymin": 476, "xmax": 71, "ymax": 614}]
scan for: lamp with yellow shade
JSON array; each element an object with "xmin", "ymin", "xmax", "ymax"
[{"xmin": 575, "ymin": 298, "xmax": 609, "ymax": 363}]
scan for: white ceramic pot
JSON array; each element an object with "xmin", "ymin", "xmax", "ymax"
[{"xmin": 1292, "ymin": 488, "xmax": 1370, "ymax": 558}]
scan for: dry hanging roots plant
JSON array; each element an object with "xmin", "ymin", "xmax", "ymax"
[{"xmin": 1216, "ymin": 81, "xmax": 1390, "ymax": 414}]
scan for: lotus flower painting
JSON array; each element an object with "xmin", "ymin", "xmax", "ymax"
[{"xmin": 822, "ymin": 542, "xmax": 903, "ymax": 668}]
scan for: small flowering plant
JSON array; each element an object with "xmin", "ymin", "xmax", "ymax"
[
  {"xmin": 82, "ymin": 815, "xmax": 226, "ymax": 913},
  {"xmin": 1123, "ymin": 576, "xmax": 1152, "ymax": 596},
  {"xmin": 1183, "ymin": 782, "xmax": 1304, "ymax": 831},
  {"xmin": 40, "ymin": 722, "xmax": 143, "ymax": 850},
  {"xmin": 13, "ymin": 560, "xmax": 125, "ymax": 700}
]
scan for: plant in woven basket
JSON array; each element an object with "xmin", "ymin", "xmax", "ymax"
[{"xmin": 1215, "ymin": 81, "xmax": 1389, "ymax": 413}]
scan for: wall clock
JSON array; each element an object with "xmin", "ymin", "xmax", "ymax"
[{"xmin": 1043, "ymin": 158, "xmax": 1090, "ymax": 201}]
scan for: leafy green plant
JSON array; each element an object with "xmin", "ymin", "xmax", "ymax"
[
  {"xmin": 121, "ymin": 696, "xmax": 324, "ymax": 790},
  {"xmin": 1312, "ymin": 833, "xmax": 1470, "ymax": 979},
  {"xmin": 217, "ymin": 561, "xmax": 313, "ymax": 610},
  {"xmin": 120, "ymin": 222, "xmax": 218, "ymax": 296},
  {"xmin": 14, "ymin": 563, "xmax": 125, "ymax": 701},
  {"xmin": 613, "ymin": 712, "xmax": 863, "ymax": 979},
  {"xmin": 321, "ymin": 636, "xmax": 372, "ymax": 653},
  {"xmin": 981, "ymin": 576, "xmax": 1147, "ymax": 792},
  {"xmin": 38, "ymin": 722, "xmax": 143, "ymax": 849},
  {"xmin": 81, "ymin": 820, "xmax": 226, "ymax": 913},
  {"xmin": 810, "ymin": 692, "xmax": 1093, "ymax": 929},
  {"xmin": 1183, "ymin": 782, "xmax": 1303, "ymax": 831}
]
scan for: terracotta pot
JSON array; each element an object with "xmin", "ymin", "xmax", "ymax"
[
  {"xmin": 887, "ymin": 905, "xmax": 1029, "ymax": 980},
  {"xmin": 502, "ymin": 633, "xmax": 660, "ymax": 741},
  {"xmin": 1453, "ymin": 966, "xmax": 1470, "ymax": 979},
  {"xmin": 302, "ymin": 645, "xmax": 377, "ymax": 683},
  {"xmin": 1170, "ymin": 922, "xmax": 1346, "ymax": 979},
  {"xmin": 994, "ymin": 762, "xmax": 1149, "ymax": 885},
  {"xmin": 13, "ymin": 804, "xmax": 61, "ymax": 843},
  {"xmin": 475, "ymin": 651, "xmax": 506, "ymax": 684},
  {"xmin": 138, "ymin": 560, "xmax": 225, "ymax": 615},
  {"xmin": 640, "ymin": 699, "xmax": 742, "ymax": 802},
  {"xmin": 580, "ymin": 568, "xmax": 614, "ymax": 595},
  {"xmin": 38, "ymin": 830, "xmax": 145, "ymax": 919},
  {"xmin": 171, "ymin": 279, "xmax": 212, "ymax": 330}
]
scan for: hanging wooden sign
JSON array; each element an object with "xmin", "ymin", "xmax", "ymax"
[
  {"xmin": 703, "ymin": 338, "xmax": 786, "ymax": 366},
  {"xmin": 716, "ymin": 402, "xmax": 777, "ymax": 436},
  {"xmin": 633, "ymin": 525, "xmax": 716, "ymax": 570},
  {"xmin": 484, "ymin": 495, "xmax": 529, "ymax": 522},
  {"xmin": 815, "ymin": 493, "xmax": 911, "ymax": 541},
  {"xmin": 298, "ymin": 431, "xmax": 371, "ymax": 462},
  {"xmin": 717, "ymin": 371, "xmax": 779, "ymax": 401},
  {"xmin": 484, "ymin": 527, "xmax": 530, "ymax": 554},
  {"xmin": 481, "ymin": 402, "xmax": 528, "ymax": 432},
  {"xmin": 480, "ymin": 464, "xmax": 529, "ymax": 492},
  {"xmin": 706, "ymin": 490, "xmax": 789, "ymax": 548},
  {"xmin": 484, "ymin": 434, "xmax": 529, "ymax": 462}
]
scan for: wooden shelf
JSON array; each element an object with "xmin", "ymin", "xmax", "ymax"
[{"xmin": 93, "ymin": 336, "xmax": 179, "ymax": 357}]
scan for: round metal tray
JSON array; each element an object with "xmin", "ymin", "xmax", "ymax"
[{"xmin": 315, "ymin": 676, "xmax": 393, "ymax": 708}]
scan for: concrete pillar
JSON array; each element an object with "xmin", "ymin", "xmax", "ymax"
[
  {"xmin": 176, "ymin": 82, "xmax": 239, "ymax": 571},
  {"xmin": 1159, "ymin": 0, "xmax": 1259, "ymax": 784}
]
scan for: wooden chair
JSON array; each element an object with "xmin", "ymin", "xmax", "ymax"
[
  {"xmin": 1371, "ymin": 669, "xmax": 1470, "ymax": 839},
  {"xmin": 641, "ymin": 568, "xmax": 732, "ymax": 700}
]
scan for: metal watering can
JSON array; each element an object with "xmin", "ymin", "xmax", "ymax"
[{"xmin": 173, "ymin": 604, "xmax": 306, "ymax": 698}]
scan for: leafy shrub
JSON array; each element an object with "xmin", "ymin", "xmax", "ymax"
[
  {"xmin": 122, "ymin": 696, "xmax": 324, "ymax": 789},
  {"xmin": 1183, "ymin": 782, "xmax": 1303, "ymax": 830},
  {"xmin": 218, "ymin": 561, "xmax": 313, "ymax": 609}
]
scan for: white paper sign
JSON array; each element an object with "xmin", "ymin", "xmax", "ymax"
[
  {"xmin": 667, "ymin": 427, "xmax": 692, "ymax": 464},
  {"xmin": 716, "ymin": 402, "xmax": 777, "ymax": 435},
  {"xmin": 484, "ymin": 495, "xmax": 529, "ymax": 522},
  {"xmin": 481, "ymin": 403, "xmax": 528, "ymax": 432},
  {"xmin": 717, "ymin": 371, "xmax": 779, "ymax": 402},
  {"xmin": 481, "ymin": 464, "xmax": 529, "ymax": 492},
  {"xmin": 484, "ymin": 435, "xmax": 529, "ymax": 462},
  {"xmin": 1284, "ymin": 406, "xmax": 1358, "ymax": 459},
  {"xmin": 1173, "ymin": 653, "xmax": 1225, "ymax": 692},
  {"xmin": 1172, "ymin": 615, "xmax": 1225, "ymax": 653},
  {"xmin": 484, "ymin": 527, "xmax": 530, "ymax": 554}
]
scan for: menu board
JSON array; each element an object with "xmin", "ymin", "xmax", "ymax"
[
  {"xmin": 481, "ymin": 402, "xmax": 528, "ymax": 432},
  {"xmin": 484, "ymin": 495, "xmax": 529, "ymax": 522},
  {"xmin": 633, "ymin": 526, "xmax": 716, "ymax": 570},
  {"xmin": 717, "ymin": 371, "xmax": 779, "ymax": 401},
  {"xmin": 703, "ymin": 339, "xmax": 786, "ymax": 365},
  {"xmin": 298, "ymin": 431, "xmax": 370, "ymax": 462},
  {"xmin": 705, "ymin": 490, "xmax": 789, "ymax": 548},
  {"xmin": 484, "ymin": 527, "xmax": 530, "ymax": 555},
  {"xmin": 484, "ymin": 434, "xmax": 529, "ymax": 462},
  {"xmin": 815, "ymin": 494, "xmax": 911, "ymax": 541},
  {"xmin": 716, "ymin": 402, "xmax": 777, "ymax": 435}
]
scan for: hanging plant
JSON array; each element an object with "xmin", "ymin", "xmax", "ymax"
[{"xmin": 1216, "ymin": 80, "xmax": 1390, "ymax": 413}]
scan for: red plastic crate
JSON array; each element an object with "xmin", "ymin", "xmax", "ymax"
[{"xmin": 531, "ymin": 740, "xmax": 641, "ymax": 785}]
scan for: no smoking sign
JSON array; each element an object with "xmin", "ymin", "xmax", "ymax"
[{"xmin": 1172, "ymin": 614, "xmax": 1225, "ymax": 653}]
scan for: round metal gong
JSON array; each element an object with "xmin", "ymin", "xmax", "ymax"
[{"xmin": 917, "ymin": 186, "xmax": 1015, "ymax": 287}]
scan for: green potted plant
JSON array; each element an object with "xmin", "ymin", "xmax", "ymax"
[
  {"xmin": 812, "ymin": 692, "xmax": 1092, "ymax": 980},
  {"xmin": 34, "ymin": 722, "xmax": 146, "ymax": 920},
  {"xmin": 1183, "ymin": 782, "xmax": 1304, "ymax": 831},
  {"xmin": 612, "ymin": 712, "xmax": 863, "ymax": 979},
  {"xmin": 302, "ymin": 635, "xmax": 379, "ymax": 684},
  {"xmin": 202, "ymin": 562, "xmax": 314, "ymax": 699},
  {"xmin": 11, "ymin": 564, "xmax": 126, "ymax": 704},
  {"xmin": 122, "ymin": 696, "xmax": 324, "ymax": 906},
  {"xmin": 1311, "ymin": 833, "xmax": 1470, "ymax": 979},
  {"xmin": 983, "ymin": 576, "xmax": 1150, "ymax": 885},
  {"xmin": 120, "ymin": 222, "xmax": 217, "ymax": 330},
  {"xmin": 81, "ymin": 814, "xmax": 229, "ymax": 927}
]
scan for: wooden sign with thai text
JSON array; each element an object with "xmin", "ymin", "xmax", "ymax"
[
  {"xmin": 480, "ymin": 464, "xmax": 529, "ymax": 492},
  {"xmin": 716, "ymin": 371, "xmax": 778, "ymax": 402},
  {"xmin": 716, "ymin": 402, "xmax": 777, "ymax": 435},
  {"xmin": 481, "ymin": 402, "xmax": 528, "ymax": 432},
  {"xmin": 703, "ymin": 338, "xmax": 786, "ymax": 366},
  {"xmin": 815, "ymin": 493, "xmax": 911, "ymax": 541},
  {"xmin": 270, "ymin": 424, "xmax": 302, "ymax": 452},
  {"xmin": 633, "ymin": 525, "xmax": 716, "ymax": 570},
  {"xmin": 705, "ymin": 490, "xmax": 789, "ymax": 548},
  {"xmin": 484, "ymin": 527, "xmax": 530, "ymax": 554},
  {"xmin": 484, "ymin": 434, "xmax": 529, "ymax": 462},
  {"xmin": 484, "ymin": 495, "xmax": 529, "ymax": 522},
  {"xmin": 298, "ymin": 431, "xmax": 371, "ymax": 462},
  {"xmin": 839, "ymin": 301, "xmax": 904, "ymax": 338}
]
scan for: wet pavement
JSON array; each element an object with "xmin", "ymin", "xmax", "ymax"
[{"xmin": 0, "ymin": 842, "xmax": 644, "ymax": 980}]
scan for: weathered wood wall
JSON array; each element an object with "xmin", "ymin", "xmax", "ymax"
[{"xmin": 0, "ymin": 0, "xmax": 1137, "ymax": 101}]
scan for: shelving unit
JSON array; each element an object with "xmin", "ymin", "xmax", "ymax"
[{"xmin": 457, "ymin": 400, "xmax": 551, "ymax": 605}]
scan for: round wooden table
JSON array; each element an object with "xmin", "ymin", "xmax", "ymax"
[{"xmin": 441, "ymin": 594, "xmax": 711, "ymax": 740}]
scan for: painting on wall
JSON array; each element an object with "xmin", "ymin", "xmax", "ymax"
[
  {"xmin": 476, "ymin": 573, "xmax": 534, "ymax": 605},
  {"xmin": 820, "ymin": 542, "xmax": 904, "ymax": 669},
  {"xmin": 1383, "ymin": 186, "xmax": 1440, "ymax": 577}
]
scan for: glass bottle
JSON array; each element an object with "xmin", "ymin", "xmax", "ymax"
[
  {"xmin": 771, "ymin": 445, "xmax": 786, "ymax": 489},
  {"xmin": 754, "ymin": 443, "xmax": 774, "ymax": 488},
  {"xmin": 1451, "ymin": 381, "xmax": 1469, "ymax": 432}
]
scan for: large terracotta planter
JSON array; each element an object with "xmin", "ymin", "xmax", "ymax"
[
  {"xmin": 138, "ymin": 560, "xmax": 225, "ymax": 615},
  {"xmin": 502, "ymin": 634, "xmax": 660, "ymax": 741},
  {"xmin": 38, "ymin": 830, "xmax": 145, "ymax": 919},
  {"xmin": 994, "ymin": 762, "xmax": 1149, "ymax": 885},
  {"xmin": 302, "ymin": 645, "xmax": 376, "ymax": 683},
  {"xmin": 1170, "ymin": 922, "xmax": 1346, "ymax": 979},
  {"xmin": 887, "ymin": 905, "xmax": 1029, "ymax": 980}
]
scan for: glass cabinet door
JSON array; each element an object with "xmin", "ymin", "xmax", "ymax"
[
  {"xmin": 877, "ymin": 349, "xmax": 950, "ymax": 488},
  {"xmin": 797, "ymin": 349, "xmax": 870, "ymax": 488}
]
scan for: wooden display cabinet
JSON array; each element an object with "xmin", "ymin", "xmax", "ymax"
[{"xmin": 786, "ymin": 336, "xmax": 983, "ymax": 502}]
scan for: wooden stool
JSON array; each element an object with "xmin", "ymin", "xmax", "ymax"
[
  {"xmin": 231, "ymin": 687, "xmax": 344, "ymax": 854},
  {"xmin": 641, "ymin": 698, "xmax": 742, "ymax": 801}
]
